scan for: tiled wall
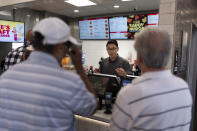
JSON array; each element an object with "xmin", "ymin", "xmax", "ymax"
[{"xmin": 158, "ymin": 0, "xmax": 176, "ymax": 69}]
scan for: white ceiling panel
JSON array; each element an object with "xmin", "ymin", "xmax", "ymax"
[{"xmin": 0, "ymin": 0, "xmax": 159, "ymax": 18}]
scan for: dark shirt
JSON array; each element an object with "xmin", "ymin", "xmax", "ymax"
[
  {"xmin": 99, "ymin": 55, "xmax": 132, "ymax": 97},
  {"xmin": 100, "ymin": 55, "xmax": 132, "ymax": 77}
]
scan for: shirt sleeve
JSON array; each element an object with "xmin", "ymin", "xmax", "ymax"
[
  {"xmin": 69, "ymin": 79, "xmax": 97, "ymax": 116},
  {"xmin": 109, "ymin": 89, "xmax": 134, "ymax": 131}
]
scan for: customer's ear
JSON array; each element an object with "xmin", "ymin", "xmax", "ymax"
[
  {"xmin": 53, "ymin": 43, "xmax": 66, "ymax": 58},
  {"xmin": 55, "ymin": 43, "xmax": 64, "ymax": 52}
]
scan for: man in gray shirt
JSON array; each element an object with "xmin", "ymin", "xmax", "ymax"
[
  {"xmin": 100, "ymin": 40, "xmax": 131, "ymax": 77},
  {"xmin": 99, "ymin": 40, "xmax": 132, "ymax": 97}
]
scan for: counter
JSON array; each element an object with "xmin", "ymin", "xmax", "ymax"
[
  {"xmin": 74, "ymin": 73, "xmax": 138, "ymax": 131},
  {"xmin": 75, "ymin": 109, "xmax": 111, "ymax": 131}
]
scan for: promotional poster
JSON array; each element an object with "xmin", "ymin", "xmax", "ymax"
[
  {"xmin": 0, "ymin": 20, "xmax": 24, "ymax": 43},
  {"xmin": 127, "ymin": 14, "xmax": 147, "ymax": 39}
]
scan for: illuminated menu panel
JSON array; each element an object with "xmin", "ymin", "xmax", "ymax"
[
  {"xmin": 79, "ymin": 18, "xmax": 109, "ymax": 39},
  {"xmin": 109, "ymin": 16, "xmax": 128, "ymax": 39},
  {"xmin": 147, "ymin": 13, "xmax": 159, "ymax": 27},
  {"xmin": 127, "ymin": 14, "xmax": 148, "ymax": 39}
]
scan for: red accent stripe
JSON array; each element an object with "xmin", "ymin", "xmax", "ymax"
[
  {"xmin": 147, "ymin": 24, "xmax": 157, "ymax": 25},
  {"xmin": 148, "ymin": 13, "xmax": 159, "ymax": 16}
]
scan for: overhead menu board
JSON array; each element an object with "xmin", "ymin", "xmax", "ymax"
[
  {"xmin": 79, "ymin": 13, "xmax": 159, "ymax": 40},
  {"xmin": 79, "ymin": 18, "xmax": 109, "ymax": 39},
  {"xmin": 109, "ymin": 16, "xmax": 128, "ymax": 39},
  {"xmin": 147, "ymin": 13, "xmax": 159, "ymax": 27}
]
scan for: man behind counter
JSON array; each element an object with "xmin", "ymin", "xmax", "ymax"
[
  {"xmin": 96, "ymin": 40, "xmax": 132, "ymax": 98},
  {"xmin": 99, "ymin": 40, "xmax": 131, "ymax": 77}
]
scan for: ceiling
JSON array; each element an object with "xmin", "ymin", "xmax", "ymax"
[{"xmin": 0, "ymin": 0, "xmax": 159, "ymax": 18}]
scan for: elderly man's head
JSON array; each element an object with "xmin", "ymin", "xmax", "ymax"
[{"xmin": 134, "ymin": 28, "xmax": 171, "ymax": 70}]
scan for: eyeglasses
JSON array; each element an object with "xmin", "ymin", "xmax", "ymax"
[{"xmin": 106, "ymin": 47, "xmax": 117, "ymax": 51}]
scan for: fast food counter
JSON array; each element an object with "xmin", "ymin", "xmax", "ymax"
[
  {"xmin": 74, "ymin": 73, "xmax": 138, "ymax": 131},
  {"xmin": 75, "ymin": 109, "xmax": 111, "ymax": 131}
]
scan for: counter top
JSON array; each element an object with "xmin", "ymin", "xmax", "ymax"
[
  {"xmin": 76, "ymin": 109, "xmax": 111, "ymax": 123},
  {"xmin": 90, "ymin": 109, "xmax": 111, "ymax": 123}
]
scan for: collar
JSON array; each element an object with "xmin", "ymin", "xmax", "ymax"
[
  {"xmin": 132, "ymin": 70, "xmax": 172, "ymax": 85},
  {"xmin": 109, "ymin": 55, "xmax": 119, "ymax": 63},
  {"xmin": 28, "ymin": 51, "xmax": 60, "ymax": 68}
]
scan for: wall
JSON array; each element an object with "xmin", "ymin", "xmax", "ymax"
[
  {"xmin": 14, "ymin": 8, "xmax": 70, "ymax": 35},
  {"xmin": 173, "ymin": 0, "xmax": 197, "ymax": 130},
  {"xmin": 14, "ymin": 8, "xmax": 44, "ymax": 35},
  {"xmin": 174, "ymin": 0, "xmax": 197, "ymax": 79},
  {"xmin": 158, "ymin": 0, "xmax": 176, "ymax": 69}
]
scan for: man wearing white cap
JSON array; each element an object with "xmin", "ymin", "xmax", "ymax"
[{"xmin": 0, "ymin": 17, "xmax": 97, "ymax": 131}]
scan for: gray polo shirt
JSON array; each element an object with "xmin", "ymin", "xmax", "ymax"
[{"xmin": 100, "ymin": 55, "xmax": 132, "ymax": 77}]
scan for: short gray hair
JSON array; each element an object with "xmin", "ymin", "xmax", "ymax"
[{"xmin": 134, "ymin": 28, "xmax": 171, "ymax": 68}]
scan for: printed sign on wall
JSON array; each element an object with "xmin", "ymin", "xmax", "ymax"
[{"xmin": 127, "ymin": 14, "xmax": 147, "ymax": 39}]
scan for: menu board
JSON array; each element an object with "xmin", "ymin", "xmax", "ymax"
[
  {"xmin": 109, "ymin": 16, "xmax": 128, "ymax": 39},
  {"xmin": 0, "ymin": 20, "xmax": 24, "ymax": 43},
  {"xmin": 79, "ymin": 13, "xmax": 159, "ymax": 40},
  {"xmin": 127, "ymin": 14, "xmax": 148, "ymax": 39},
  {"xmin": 147, "ymin": 13, "xmax": 159, "ymax": 27},
  {"xmin": 79, "ymin": 18, "xmax": 109, "ymax": 39}
]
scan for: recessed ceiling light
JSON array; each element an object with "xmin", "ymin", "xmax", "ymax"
[
  {"xmin": 113, "ymin": 5, "xmax": 120, "ymax": 8},
  {"xmin": 121, "ymin": 0, "xmax": 134, "ymax": 1},
  {"xmin": 65, "ymin": 0, "xmax": 96, "ymax": 7},
  {"xmin": 74, "ymin": 10, "xmax": 79, "ymax": 13}
]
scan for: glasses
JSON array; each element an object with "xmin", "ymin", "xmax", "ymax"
[{"xmin": 107, "ymin": 47, "xmax": 117, "ymax": 51}]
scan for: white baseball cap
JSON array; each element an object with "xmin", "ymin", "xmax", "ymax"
[{"xmin": 32, "ymin": 17, "xmax": 79, "ymax": 45}]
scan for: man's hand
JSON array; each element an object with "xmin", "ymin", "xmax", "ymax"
[
  {"xmin": 115, "ymin": 68, "xmax": 127, "ymax": 77},
  {"xmin": 66, "ymin": 44, "xmax": 96, "ymax": 93},
  {"xmin": 94, "ymin": 68, "xmax": 100, "ymax": 73},
  {"xmin": 66, "ymin": 45, "xmax": 83, "ymax": 71}
]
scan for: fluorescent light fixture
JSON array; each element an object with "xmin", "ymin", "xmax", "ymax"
[
  {"xmin": 65, "ymin": 0, "xmax": 96, "ymax": 7},
  {"xmin": 74, "ymin": 9, "xmax": 79, "ymax": 13},
  {"xmin": 113, "ymin": 5, "xmax": 119, "ymax": 8},
  {"xmin": 121, "ymin": 0, "xmax": 134, "ymax": 1}
]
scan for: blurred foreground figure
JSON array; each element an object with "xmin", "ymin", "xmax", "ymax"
[
  {"xmin": 0, "ymin": 17, "xmax": 96, "ymax": 131},
  {"xmin": 110, "ymin": 28, "xmax": 192, "ymax": 131}
]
